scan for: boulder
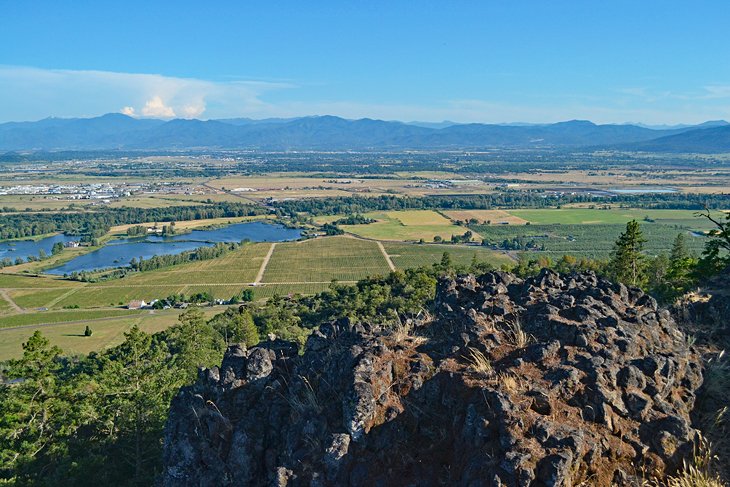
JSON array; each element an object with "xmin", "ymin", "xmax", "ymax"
[{"xmin": 162, "ymin": 270, "xmax": 703, "ymax": 486}]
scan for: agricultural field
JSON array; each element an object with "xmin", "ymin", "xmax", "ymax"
[
  {"xmin": 0, "ymin": 195, "xmax": 95, "ymax": 211},
  {"xmin": 205, "ymin": 174, "xmax": 497, "ymax": 199},
  {"xmin": 0, "ymin": 307, "xmax": 222, "ymax": 360},
  {"xmin": 0, "ymin": 294, "xmax": 14, "ymax": 315},
  {"xmin": 471, "ymin": 223, "xmax": 708, "ymax": 259},
  {"xmin": 105, "ymin": 196, "xmax": 202, "ymax": 209},
  {"xmin": 340, "ymin": 210, "xmax": 478, "ymax": 242},
  {"xmin": 485, "ymin": 167, "xmax": 730, "ymax": 194},
  {"xmin": 507, "ymin": 208, "xmax": 717, "ymax": 227},
  {"xmin": 0, "ymin": 309, "xmax": 144, "ymax": 329},
  {"xmin": 53, "ymin": 243, "xmax": 272, "ymax": 308},
  {"xmin": 383, "ymin": 243, "xmax": 514, "ymax": 269},
  {"xmin": 253, "ymin": 282, "xmax": 333, "ymax": 298},
  {"xmin": 7, "ymin": 287, "xmax": 80, "ymax": 309},
  {"xmin": 443, "ymin": 209, "xmax": 528, "ymax": 225},
  {"xmin": 0, "ymin": 273, "xmax": 82, "ymax": 289},
  {"xmin": 146, "ymin": 193, "xmax": 248, "ymax": 204},
  {"xmin": 261, "ymin": 236, "xmax": 391, "ymax": 283}
]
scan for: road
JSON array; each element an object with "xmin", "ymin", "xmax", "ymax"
[
  {"xmin": 377, "ymin": 241, "xmax": 396, "ymax": 271},
  {"xmin": 0, "ymin": 289, "xmax": 23, "ymax": 313},
  {"xmin": 254, "ymin": 242, "xmax": 276, "ymax": 284}
]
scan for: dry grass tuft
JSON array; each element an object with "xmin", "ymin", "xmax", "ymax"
[
  {"xmin": 644, "ymin": 434, "xmax": 726, "ymax": 487},
  {"xmin": 465, "ymin": 347, "xmax": 492, "ymax": 375},
  {"xmin": 497, "ymin": 372, "xmax": 522, "ymax": 394},
  {"xmin": 503, "ymin": 318, "xmax": 533, "ymax": 348}
]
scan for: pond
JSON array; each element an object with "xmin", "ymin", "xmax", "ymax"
[
  {"xmin": 44, "ymin": 222, "xmax": 302, "ymax": 275},
  {"xmin": 0, "ymin": 234, "xmax": 79, "ymax": 263}
]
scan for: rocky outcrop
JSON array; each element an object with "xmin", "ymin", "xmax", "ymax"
[
  {"xmin": 162, "ymin": 270, "xmax": 703, "ymax": 486},
  {"xmin": 673, "ymin": 267, "xmax": 730, "ymax": 351}
]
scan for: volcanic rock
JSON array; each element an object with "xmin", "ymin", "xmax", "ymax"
[{"xmin": 162, "ymin": 270, "xmax": 703, "ymax": 486}]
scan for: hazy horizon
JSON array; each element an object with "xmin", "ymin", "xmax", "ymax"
[{"xmin": 2, "ymin": 1, "xmax": 730, "ymax": 125}]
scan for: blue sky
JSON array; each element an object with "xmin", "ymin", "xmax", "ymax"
[{"xmin": 1, "ymin": 1, "xmax": 729, "ymax": 124}]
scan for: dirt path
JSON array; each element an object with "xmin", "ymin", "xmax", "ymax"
[
  {"xmin": 0, "ymin": 289, "xmax": 23, "ymax": 313},
  {"xmin": 254, "ymin": 243, "xmax": 276, "ymax": 284},
  {"xmin": 45, "ymin": 287, "xmax": 81, "ymax": 309},
  {"xmin": 377, "ymin": 241, "xmax": 396, "ymax": 271}
]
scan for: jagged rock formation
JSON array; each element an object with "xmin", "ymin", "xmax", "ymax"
[{"xmin": 162, "ymin": 270, "xmax": 703, "ymax": 486}]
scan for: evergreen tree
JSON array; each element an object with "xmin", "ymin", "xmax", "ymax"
[
  {"xmin": 697, "ymin": 209, "xmax": 730, "ymax": 276},
  {"xmin": 670, "ymin": 232, "xmax": 690, "ymax": 262},
  {"xmin": 665, "ymin": 233, "xmax": 697, "ymax": 297},
  {"xmin": 0, "ymin": 332, "xmax": 67, "ymax": 483},
  {"xmin": 94, "ymin": 326, "xmax": 178, "ymax": 485},
  {"xmin": 610, "ymin": 220, "xmax": 647, "ymax": 287},
  {"xmin": 166, "ymin": 308, "xmax": 224, "ymax": 376}
]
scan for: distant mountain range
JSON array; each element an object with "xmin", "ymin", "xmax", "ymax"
[{"xmin": 0, "ymin": 113, "xmax": 728, "ymax": 152}]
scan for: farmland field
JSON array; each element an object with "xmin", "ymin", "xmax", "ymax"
[
  {"xmin": 383, "ymin": 242, "xmax": 514, "ymax": 269},
  {"xmin": 506, "ymin": 208, "xmax": 715, "ymax": 227},
  {"xmin": 0, "ymin": 273, "xmax": 82, "ymax": 289},
  {"xmin": 471, "ymin": 223, "xmax": 708, "ymax": 259},
  {"xmin": 8, "ymin": 288, "xmax": 80, "ymax": 309},
  {"xmin": 443, "ymin": 209, "xmax": 528, "ymax": 225},
  {"xmin": 253, "ymin": 282, "xmax": 333, "ymax": 298},
  {"xmin": 0, "ymin": 294, "xmax": 14, "ymax": 315},
  {"xmin": 0, "ymin": 307, "xmax": 222, "ymax": 360},
  {"xmin": 261, "ymin": 236, "xmax": 391, "ymax": 283},
  {"xmin": 0, "ymin": 309, "xmax": 144, "ymax": 329},
  {"xmin": 340, "ymin": 210, "xmax": 478, "ymax": 242}
]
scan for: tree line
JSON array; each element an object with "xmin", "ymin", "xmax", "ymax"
[
  {"xmin": 276, "ymin": 192, "xmax": 730, "ymax": 218},
  {"xmin": 0, "ymin": 203, "xmax": 267, "ymax": 240}
]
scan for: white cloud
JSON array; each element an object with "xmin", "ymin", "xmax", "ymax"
[
  {"xmin": 180, "ymin": 100, "xmax": 206, "ymax": 119},
  {"xmin": 0, "ymin": 65, "xmax": 290, "ymax": 122},
  {"xmin": 141, "ymin": 96, "xmax": 176, "ymax": 118},
  {"xmin": 0, "ymin": 64, "xmax": 728, "ymax": 125}
]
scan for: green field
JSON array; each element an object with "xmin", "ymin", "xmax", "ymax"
[
  {"xmin": 0, "ymin": 273, "xmax": 81, "ymax": 289},
  {"xmin": 0, "ymin": 294, "xmax": 14, "ymax": 315},
  {"xmin": 340, "ymin": 210, "xmax": 478, "ymax": 242},
  {"xmin": 0, "ymin": 309, "xmax": 144, "ymax": 329},
  {"xmin": 0, "ymin": 307, "xmax": 222, "ymax": 360},
  {"xmin": 383, "ymin": 242, "xmax": 513, "ymax": 269},
  {"xmin": 261, "ymin": 237, "xmax": 391, "ymax": 283},
  {"xmin": 253, "ymin": 282, "xmax": 333, "ymax": 298},
  {"xmin": 507, "ymin": 208, "xmax": 716, "ymax": 228},
  {"xmin": 8, "ymin": 288, "xmax": 79, "ymax": 309},
  {"xmin": 471, "ymin": 223, "xmax": 708, "ymax": 259}
]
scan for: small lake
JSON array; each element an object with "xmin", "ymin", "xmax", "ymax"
[
  {"xmin": 0, "ymin": 234, "xmax": 78, "ymax": 263},
  {"xmin": 45, "ymin": 222, "xmax": 302, "ymax": 275}
]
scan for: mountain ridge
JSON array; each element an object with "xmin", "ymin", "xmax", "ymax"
[{"xmin": 0, "ymin": 113, "xmax": 727, "ymax": 152}]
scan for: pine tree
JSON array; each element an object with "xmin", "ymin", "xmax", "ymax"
[
  {"xmin": 665, "ymin": 233, "xmax": 696, "ymax": 296},
  {"xmin": 697, "ymin": 209, "xmax": 730, "ymax": 276},
  {"xmin": 670, "ymin": 232, "xmax": 689, "ymax": 263},
  {"xmin": 0, "ymin": 332, "xmax": 67, "ymax": 482},
  {"xmin": 610, "ymin": 220, "xmax": 647, "ymax": 287},
  {"xmin": 96, "ymin": 325, "xmax": 180, "ymax": 485}
]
